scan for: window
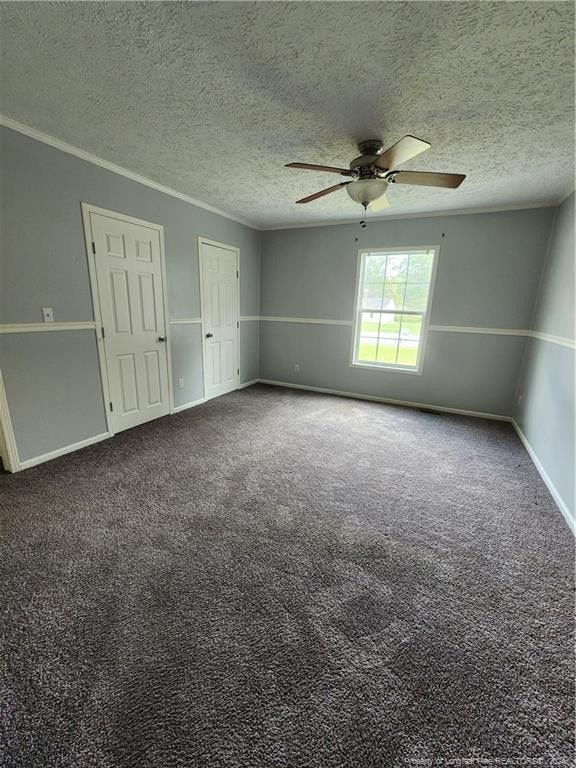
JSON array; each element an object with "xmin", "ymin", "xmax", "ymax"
[{"xmin": 351, "ymin": 246, "xmax": 438, "ymax": 373}]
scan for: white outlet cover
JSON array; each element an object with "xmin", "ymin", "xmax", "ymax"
[{"xmin": 41, "ymin": 307, "xmax": 54, "ymax": 323}]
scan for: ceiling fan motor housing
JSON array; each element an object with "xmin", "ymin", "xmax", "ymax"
[
  {"xmin": 357, "ymin": 139, "xmax": 384, "ymax": 156},
  {"xmin": 350, "ymin": 139, "xmax": 387, "ymax": 178}
]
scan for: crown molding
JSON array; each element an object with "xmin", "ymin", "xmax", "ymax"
[
  {"xmin": 0, "ymin": 114, "xmax": 259, "ymax": 230},
  {"xmin": 259, "ymin": 201, "xmax": 559, "ymax": 231},
  {"xmin": 1, "ymin": 114, "xmax": 567, "ymax": 234},
  {"xmin": 557, "ymin": 188, "xmax": 575, "ymax": 206}
]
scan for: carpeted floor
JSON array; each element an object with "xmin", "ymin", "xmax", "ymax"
[{"xmin": 0, "ymin": 384, "xmax": 574, "ymax": 767}]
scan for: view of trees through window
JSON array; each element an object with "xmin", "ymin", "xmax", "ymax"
[{"xmin": 354, "ymin": 248, "xmax": 435, "ymax": 369}]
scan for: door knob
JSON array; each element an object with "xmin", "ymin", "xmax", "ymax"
[
  {"xmin": 158, "ymin": 336, "xmax": 167, "ymax": 342},
  {"xmin": 205, "ymin": 333, "xmax": 213, "ymax": 338}
]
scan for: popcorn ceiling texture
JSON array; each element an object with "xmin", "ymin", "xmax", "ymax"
[{"xmin": 0, "ymin": 1, "xmax": 573, "ymax": 227}]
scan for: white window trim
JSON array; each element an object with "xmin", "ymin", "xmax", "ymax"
[{"xmin": 349, "ymin": 245, "xmax": 440, "ymax": 375}]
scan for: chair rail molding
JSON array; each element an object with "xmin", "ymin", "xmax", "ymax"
[
  {"xmin": 249, "ymin": 317, "xmax": 575, "ymax": 349},
  {"xmin": 0, "ymin": 322, "xmax": 97, "ymax": 333}
]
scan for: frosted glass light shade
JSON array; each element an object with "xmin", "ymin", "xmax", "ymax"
[{"xmin": 347, "ymin": 179, "xmax": 389, "ymax": 205}]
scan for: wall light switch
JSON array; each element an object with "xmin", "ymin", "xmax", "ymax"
[{"xmin": 41, "ymin": 307, "xmax": 54, "ymax": 323}]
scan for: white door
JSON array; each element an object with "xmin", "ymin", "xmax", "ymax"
[
  {"xmin": 199, "ymin": 240, "xmax": 240, "ymax": 400},
  {"xmin": 90, "ymin": 211, "xmax": 170, "ymax": 433}
]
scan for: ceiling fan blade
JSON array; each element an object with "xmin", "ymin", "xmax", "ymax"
[
  {"xmin": 390, "ymin": 171, "xmax": 466, "ymax": 188},
  {"xmin": 370, "ymin": 193, "xmax": 391, "ymax": 212},
  {"xmin": 374, "ymin": 135, "xmax": 431, "ymax": 171},
  {"xmin": 286, "ymin": 162, "xmax": 353, "ymax": 176},
  {"xmin": 296, "ymin": 182, "xmax": 351, "ymax": 204}
]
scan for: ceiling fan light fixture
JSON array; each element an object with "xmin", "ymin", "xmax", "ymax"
[{"xmin": 346, "ymin": 178, "xmax": 389, "ymax": 206}]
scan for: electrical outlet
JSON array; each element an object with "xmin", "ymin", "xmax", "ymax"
[
  {"xmin": 294, "ymin": 363, "xmax": 300, "ymax": 373},
  {"xmin": 41, "ymin": 307, "xmax": 54, "ymax": 323},
  {"xmin": 177, "ymin": 378, "xmax": 184, "ymax": 390}
]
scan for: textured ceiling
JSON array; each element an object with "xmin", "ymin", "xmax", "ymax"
[{"xmin": 0, "ymin": 1, "xmax": 574, "ymax": 228}]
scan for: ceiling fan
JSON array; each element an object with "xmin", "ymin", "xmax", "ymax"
[{"xmin": 285, "ymin": 136, "xmax": 466, "ymax": 211}]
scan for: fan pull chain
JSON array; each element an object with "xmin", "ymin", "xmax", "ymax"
[{"xmin": 360, "ymin": 202, "xmax": 368, "ymax": 229}]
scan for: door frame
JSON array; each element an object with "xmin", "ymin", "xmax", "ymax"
[
  {"xmin": 81, "ymin": 202, "xmax": 174, "ymax": 436},
  {"xmin": 198, "ymin": 236, "xmax": 241, "ymax": 400},
  {"xmin": 0, "ymin": 369, "xmax": 20, "ymax": 472}
]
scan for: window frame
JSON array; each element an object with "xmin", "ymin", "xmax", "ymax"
[{"xmin": 349, "ymin": 245, "xmax": 440, "ymax": 375}]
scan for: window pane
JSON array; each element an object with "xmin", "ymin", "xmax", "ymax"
[
  {"xmin": 376, "ymin": 339, "xmax": 398, "ymax": 364},
  {"xmin": 362, "ymin": 282, "xmax": 384, "ymax": 311},
  {"xmin": 378, "ymin": 312, "xmax": 401, "ymax": 338},
  {"xmin": 364, "ymin": 253, "xmax": 388, "ymax": 282},
  {"xmin": 385, "ymin": 253, "xmax": 409, "ymax": 283},
  {"xmin": 407, "ymin": 251, "xmax": 434, "ymax": 283},
  {"xmin": 358, "ymin": 311, "xmax": 379, "ymax": 362},
  {"xmin": 404, "ymin": 283, "xmax": 430, "ymax": 312},
  {"xmin": 397, "ymin": 341, "xmax": 419, "ymax": 366},
  {"xmin": 399, "ymin": 314, "xmax": 422, "ymax": 342},
  {"xmin": 357, "ymin": 339, "xmax": 377, "ymax": 362},
  {"xmin": 382, "ymin": 282, "xmax": 405, "ymax": 312},
  {"xmin": 360, "ymin": 311, "xmax": 380, "ymax": 335}
]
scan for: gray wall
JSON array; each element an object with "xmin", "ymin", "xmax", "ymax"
[
  {"xmin": 0, "ymin": 125, "xmax": 260, "ymax": 462},
  {"xmin": 1, "ymin": 120, "xmax": 572, "ymax": 528},
  {"xmin": 0, "ymin": 331, "xmax": 108, "ymax": 461},
  {"xmin": 259, "ymin": 208, "xmax": 555, "ymax": 415},
  {"xmin": 515, "ymin": 194, "xmax": 575, "ymax": 523}
]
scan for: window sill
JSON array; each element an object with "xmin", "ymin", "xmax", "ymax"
[{"xmin": 350, "ymin": 361, "xmax": 423, "ymax": 376}]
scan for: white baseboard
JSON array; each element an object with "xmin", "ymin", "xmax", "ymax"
[
  {"xmin": 257, "ymin": 379, "xmax": 510, "ymax": 421},
  {"xmin": 8, "ymin": 376, "xmax": 574, "ymax": 535},
  {"xmin": 172, "ymin": 382, "xmax": 259, "ymax": 411},
  {"xmin": 172, "ymin": 397, "xmax": 206, "ymax": 413},
  {"xmin": 510, "ymin": 420, "xmax": 574, "ymax": 534},
  {"xmin": 257, "ymin": 378, "xmax": 573, "ymax": 533},
  {"xmin": 18, "ymin": 432, "xmax": 111, "ymax": 471}
]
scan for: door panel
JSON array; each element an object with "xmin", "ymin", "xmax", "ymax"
[
  {"xmin": 200, "ymin": 241, "xmax": 239, "ymax": 400},
  {"xmin": 222, "ymin": 339, "xmax": 235, "ymax": 383},
  {"xmin": 138, "ymin": 273, "xmax": 157, "ymax": 332},
  {"xmin": 210, "ymin": 343, "xmax": 222, "ymax": 386},
  {"xmin": 118, "ymin": 354, "xmax": 139, "ymax": 414},
  {"xmin": 91, "ymin": 212, "xmax": 170, "ymax": 432},
  {"xmin": 110, "ymin": 270, "xmax": 132, "ymax": 334},
  {"xmin": 136, "ymin": 240, "xmax": 153, "ymax": 262},
  {"xmin": 210, "ymin": 283, "xmax": 220, "ymax": 327},
  {"xmin": 144, "ymin": 350, "xmax": 162, "ymax": 406},
  {"xmin": 106, "ymin": 233, "xmax": 126, "ymax": 259}
]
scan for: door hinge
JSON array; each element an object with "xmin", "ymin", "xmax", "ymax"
[
  {"xmin": 101, "ymin": 326, "xmax": 105, "ymax": 339},
  {"xmin": 109, "ymin": 401, "xmax": 113, "ymax": 412},
  {"xmin": 237, "ymin": 321, "xmax": 239, "ymax": 328},
  {"xmin": 92, "ymin": 242, "xmax": 96, "ymax": 254},
  {"xmin": 236, "ymin": 270, "xmax": 239, "ymax": 278},
  {"xmin": 237, "ymin": 368, "xmax": 240, "ymax": 375}
]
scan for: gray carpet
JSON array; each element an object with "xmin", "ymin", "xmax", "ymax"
[{"xmin": 0, "ymin": 384, "xmax": 574, "ymax": 767}]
